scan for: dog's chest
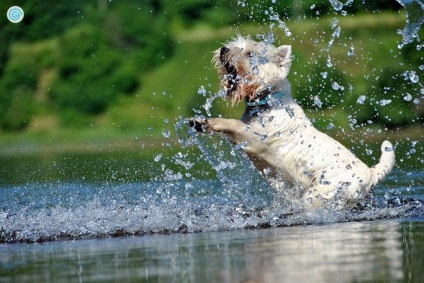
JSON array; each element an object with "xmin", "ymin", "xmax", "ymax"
[
  {"xmin": 244, "ymin": 105, "xmax": 308, "ymax": 141},
  {"xmin": 241, "ymin": 106, "xmax": 317, "ymax": 184}
]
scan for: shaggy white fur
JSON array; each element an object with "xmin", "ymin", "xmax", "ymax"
[{"xmin": 191, "ymin": 35, "xmax": 395, "ymax": 209}]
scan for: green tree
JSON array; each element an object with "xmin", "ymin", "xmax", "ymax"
[{"xmin": 0, "ymin": 63, "xmax": 36, "ymax": 130}]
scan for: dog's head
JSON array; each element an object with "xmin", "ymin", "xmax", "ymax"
[{"xmin": 212, "ymin": 35, "xmax": 292, "ymax": 105}]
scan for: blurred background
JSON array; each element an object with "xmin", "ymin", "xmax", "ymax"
[{"xmin": 0, "ymin": 0, "xmax": 422, "ymax": 160}]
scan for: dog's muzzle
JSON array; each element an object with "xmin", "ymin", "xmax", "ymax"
[{"xmin": 220, "ymin": 47, "xmax": 239, "ymax": 95}]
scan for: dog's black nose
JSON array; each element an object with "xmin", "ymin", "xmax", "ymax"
[{"xmin": 220, "ymin": 47, "xmax": 229, "ymax": 56}]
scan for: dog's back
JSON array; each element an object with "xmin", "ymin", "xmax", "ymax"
[{"xmin": 240, "ymin": 100, "xmax": 395, "ymax": 208}]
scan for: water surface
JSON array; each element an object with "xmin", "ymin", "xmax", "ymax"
[
  {"xmin": 1, "ymin": 135, "xmax": 423, "ymax": 282},
  {"xmin": 1, "ymin": 219, "xmax": 424, "ymax": 282}
]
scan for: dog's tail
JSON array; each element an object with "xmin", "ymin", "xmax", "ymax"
[{"xmin": 371, "ymin": 140, "xmax": 395, "ymax": 185}]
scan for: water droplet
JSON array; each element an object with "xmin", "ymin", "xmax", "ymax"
[
  {"xmin": 357, "ymin": 95, "xmax": 366, "ymax": 104},
  {"xmin": 409, "ymin": 71, "xmax": 419, "ymax": 83},
  {"xmin": 347, "ymin": 46, "xmax": 354, "ymax": 56},
  {"xmin": 346, "ymin": 164, "xmax": 352, "ymax": 170},
  {"xmin": 378, "ymin": 99, "xmax": 392, "ymax": 106},
  {"xmin": 327, "ymin": 56, "xmax": 333, "ymax": 67},
  {"xmin": 396, "ymin": 0, "xmax": 424, "ymax": 48},
  {"xmin": 154, "ymin": 154, "xmax": 162, "ymax": 162},
  {"xmin": 314, "ymin": 96, "xmax": 323, "ymax": 108},
  {"xmin": 162, "ymin": 130, "xmax": 171, "ymax": 138},
  {"xmin": 198, "ymin": 85, "xmax": 207, "ymax": 96},
  {"xmin": 238, "ymin": 0, "xmax": 246, "ymax": 7},
  {"xmin": 321, "ymin": 72, "xmax": 328, "ymax": 79},
  {"xmin": 404, "ymin": 93, "xmax": 413, "ymax": 101},
  {"xmin": 333, "ymin": 26, "xmax": 341, "ymax": 37},
  {"xmin": 331, "ymin": 81, "xmax": 340, "ymax": 90},
  {"xmin": 327, "ymin": 123, "xmax": 335, "ymax": 130}
]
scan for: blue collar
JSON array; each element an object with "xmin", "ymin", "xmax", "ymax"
[{"xmin": 245, "ymin": 91, "xmax": 284, "ymax": 117}]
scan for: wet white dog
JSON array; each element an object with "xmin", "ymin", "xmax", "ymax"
[{"xmin": 190, "ymin": 35, "xmax": 395, "ymax": 209}]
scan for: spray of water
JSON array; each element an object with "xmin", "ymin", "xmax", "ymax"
[
  {"xmin": 1, "ymin": 1, "xmax": 424, "ymax": 244},
  {"xmin": 396, "ymin": 0, "xmax": 424, "ymax": 49}
]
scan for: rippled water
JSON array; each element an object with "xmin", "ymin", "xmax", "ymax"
[
  {"xmin": 1, "ymin": 217, "xmax": 424, "ymax": 282},
  {"xmin": 1, "ymin": 165, "xmax": 423, "ymax": 244},
  {"xmin": 2, "ymin": 130, "xmax": 423, "ymax": 281},
  {"xmin": 1, "ymin": 121, "xmax": 424, "ymax": 244},
  {"xmin": 1, "ymin": 156, "xmax": 424, "ymax": 282}
]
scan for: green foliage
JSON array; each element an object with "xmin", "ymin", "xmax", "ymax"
[
  {"xmin": 0, "ymin": 63, "xmax": 36, "ymax": 131},
  {"xmin": 0, "ymin": 0, "xmax": 420, "ymax": 134},
  {"xmin": 373, "ymin": 67, "xmax": 420, "ymax": 127},
  {"xmin": 295, "ymin": 61, "xmax": 348, "ymax": 110},
  {"xmin": 103, "ymin": 2, "xmax": 174, "ymax": 69},
  {"xmin": 110, "ymin": 64, "xmax": 139, "ymax": 94},
  {"xmin": 0, "ymin": 0, "xmax": 174, "ymax": 129},
  {"xmin": 48, "ymin": 25, "xmax": 121, "ymax": 116},
  {"xmin": 0, "ymin": 0, "xmax": 86, "ymax": 74},
  {"xmin": 0, "ymin": 38, "xmax": 59, "ymax": 131},
  {"xmin": 0, "ymin": 87, "xmax": 33, "ymax": 130},
  {"xmin": 342, "ymin": 46, "xmax": 423, "ymax": 128},
  {"xmin": 20, "ymin": 1, "xmax": 85, "ymax": 41}
]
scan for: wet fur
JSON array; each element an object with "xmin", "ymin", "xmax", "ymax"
[{"xmin": 191, "ymin": 35, "xmax": 395, "ymax": 209}]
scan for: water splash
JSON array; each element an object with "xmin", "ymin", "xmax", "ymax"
[
  {"xmin": 268, "ymin": 7, "xmax": 292, "ymax": 37},
  {"xmin": 2, "ymin": 1, "xmax": 424, "ymax": 246},
  {"xmin": 328, "ymin": 0, "xmax": 353, "ymax": 14},
  {"xmin": 396, "ymin": 0, "xmax": 424, "ymax": 48},
  {"xmin": 1, "ymin": 169, "xmax": 422, "ymax": 243},
  {"xmin": 325, "ymin": 19, "xmax": 341, "ymax": 68},
  {"xmin": 347, "ymin": 45, "xmax": 355, "ymax": 56},
  {"xmin": 329, "ymin": 0, "xmax": 344, "ymax": 11},
  {"xmin": 202, "ymin": 89, "xmax": 226, "ymax": 117}
]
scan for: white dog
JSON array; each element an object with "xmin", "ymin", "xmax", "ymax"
[{"xmin": 190, "ymin": 35, "xmax": 395, "ymax": 209}]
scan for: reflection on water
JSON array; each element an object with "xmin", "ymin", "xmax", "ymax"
[{"xmin": 1, "ymin": 220, "xmax": 424, "ymax": 282}]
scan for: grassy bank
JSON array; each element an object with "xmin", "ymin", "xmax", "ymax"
[{"xmin": 0, "ymin": 12, "xmax": 422, "ymax": 160}]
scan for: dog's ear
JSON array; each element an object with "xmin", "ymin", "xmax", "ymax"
[{"xmin": 274, "ymin": 45, "xmax": 292, "ymax": 69}]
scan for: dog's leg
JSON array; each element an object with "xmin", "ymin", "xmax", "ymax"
[{"xmin": 190, "ymin": 118, "xmax": 248, "ymax": 144}]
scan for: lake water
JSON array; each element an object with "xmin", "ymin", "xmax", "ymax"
[
  {"xmin": 1, "ymin": 219, "xmax": 423, "ymax": 283},
  {"xmin": 0, "ymin": 144, "xmax": 423, "ymax": 282}
]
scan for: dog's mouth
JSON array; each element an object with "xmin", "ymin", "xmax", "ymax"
[{"xmin": 220, "ymin": 47, "xmax": 240, "ymax": 95}]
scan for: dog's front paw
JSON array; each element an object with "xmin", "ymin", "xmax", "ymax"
[{"xmin": 189, "ymin": 118, "xmax": 208, "ymax": 133}]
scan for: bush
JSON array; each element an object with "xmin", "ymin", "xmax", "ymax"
[
  {"xmin": 104, "ymin": 2, "xmax": 174, "ymax": 69},
  {"xmin": 0, "ymin": 86, "xmax": 33, "ymax": 130},
  {"xmin": 0, "ymin": 63, "xmax": 37, "ymax": 131},
  {"xmin": 110, "ymin": 64, "xmax": 139, "ymax": 94},
  {"xmin": 48, "ymin": 25, "xmax": 137, "ymax": 119}
]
